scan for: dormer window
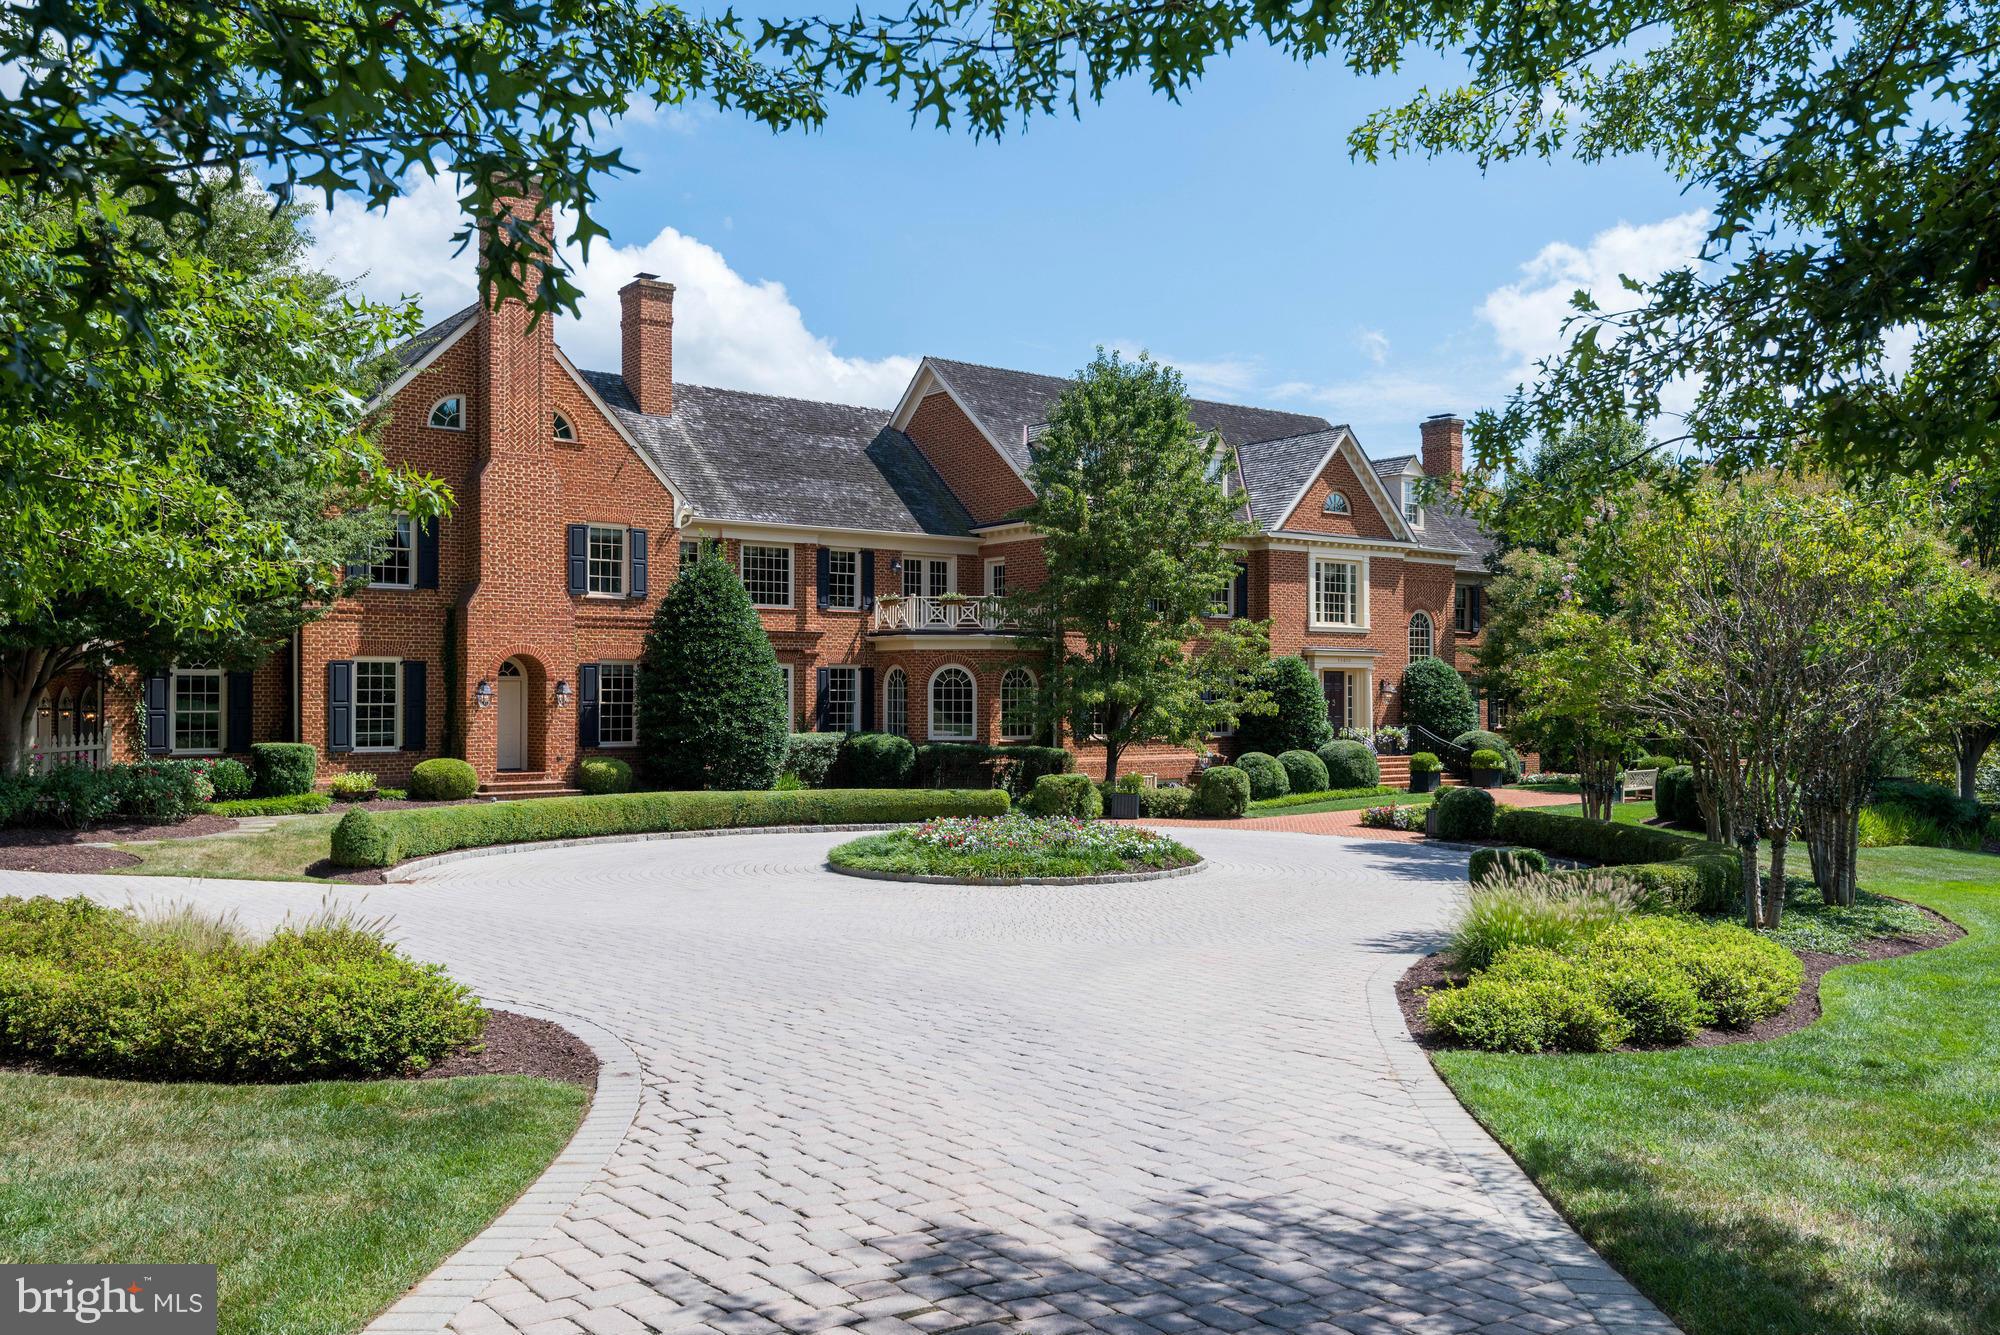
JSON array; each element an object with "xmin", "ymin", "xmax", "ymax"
[
  {"xmin": 552, "ymin": 412, "xmax": 575, "ymax": 442},
  {"xmin": 428, "ymin": 396, "xmax": 464, "ymax": 430},
  {"xmin": 1403, "ymin": 477, "xmax": 1424, "ymax": 529},
  {"xmin": 1323, "ymin": 491, "xmax": 1351, "ymax": 515}
]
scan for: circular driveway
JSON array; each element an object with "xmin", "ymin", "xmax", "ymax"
[{"xmin": 6, "ymin": 828, "xmax": 1674, "ymax": 1335}]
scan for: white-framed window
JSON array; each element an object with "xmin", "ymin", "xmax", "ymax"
[
  {"xmin": 742, "ymin": 544, "xmax": 794, "ymax": 607},
  {"xmin": 826, "ymin": 549, "xmax": 859, "ymax": 610},
  {"xmin": 822, "ymin": 665, "xmax": 861, "ymax": 731},
  {"xmin": 1312, "ymin": 558, "xmax": 1362, "ymax": 627},
  {"xmin": 1210, "ymin": 564, "xmax": 1242, "ymax": 618},
  {"xmin": 884, "ymin": 667, "xmax": 908, "ymax": 736},
  {"xmin": 586, "ymin": 525, "xmax": 627, "ymax": 596},
  {"xmin": 1408, "ymin": 612, "xmax": 1435, "ymax": 661},
  {"xmin": 903, "ymin": 555, "xmax": 952, "ymax": 598},
  {"xmin": 1403, "ymin": 478, "xmax": 1424, "ymax": 530},
  {"xmin": 353, "ymin": 658, "xmax": 401, "ymax": 751},
  {"xmin": 598, "ymin": 662, "xmax": 637, "ymax": 746},
  {"xmin": 985, "ymin": 558, "xmax": 1007, "ymax": 598},
  {"xmin": 679, "ymin": 538, "xmax": 708, "ymax": 569},
  {"xmin": 1455, "ymin": 585, "xmax": 1474, "ymax": 634},
  {"xmin": 170, "ymin": 668, "xmax": 224, "ymax": 754},
  {"xmin": 553, "ymin": 411, "xmax": 575, "ymax": 442},
  {"xmin": 1323, "ymin": 491, "xmax": 1350, "ymax": 515},
  {"xmin": 368, "ymin": 514, "xmax": 414, "ymax": 588},
  {"xmin": 999, "ymin": 667, "xmax": 1036, "ymax": 740},
  {"xmin": 928, "ymin": 665, "xmax": 976, "ymax": 741},
  {"xmin": 428, "ymin": 396, "xmax": 464, "ymax": 430},
  {"xmin": 777, "ymin": 663, "xmax": 795, "ymax": 725}
]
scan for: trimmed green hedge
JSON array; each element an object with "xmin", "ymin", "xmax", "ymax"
[
  {"xmin": 1277, "ymin": 749, "xmax": 1330, "ymax": 796},
  {"xmin": 1235, "ymin": 752, "xmax": 1289, "ymax": 801},
  {"xmin": 578, "ymin": 757, "xmax": 633, "ymax": 795},
  {"xmin": 1434, "ymin": 786, "xmax": 1497, "ymax": 840},
  {"xmin": 410, "ymin": 758, "xmax": 479, "ymax": 801},
  {"xmin": 250, "ymin": 743, "xmax": 317, "ymax": 797},
  {"xmin": 915, "ymin": 743, "xmax": 1071, "ymax": 795},
  {"xmin": 1024, "ymin": 773, "xmax": 1102, "ymax": 820},
  {"xmin": 203, "ymin": 793, "xmax": 333, "ymax": 818},
  {"xmin": 330, "ymin": 788, "xmax": 1012, "ymax": 868},
  {"xmin": 1656, "ymin": 765, "xmax": 1702, "ymax": 828},
  {"xmin": 1492, "ymin": 806, "xmax": 1740, "ymax": 913},
  {"xmin": 1195, "ymin": 765, "xmax": 1250, "ymax": 818}
]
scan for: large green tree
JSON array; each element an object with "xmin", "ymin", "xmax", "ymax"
[
  {"xmin": 1010, "ymin": 350, "xmax": 1269, "ymax": 784},
  {"xmin": 0, "ymin": 181, "xmax": 448, "ymax": 770}
]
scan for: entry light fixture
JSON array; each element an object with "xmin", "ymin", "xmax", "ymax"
[
  {"xmin": 475, "ymin": 679, "xmax": 494, "ymax": 709},
  {"xmin": 554, "ymin": 679, "xmax": 572, "ymax": 709}
]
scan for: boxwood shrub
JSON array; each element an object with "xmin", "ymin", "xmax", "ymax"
[
  {"xmin": 206, "ymin": 758, "xmax": 253, "ymax": 801},
  {"xmin": 410, "ymin": 757, "xmax": 480, "ymax": 801},
  {"xmin": 1316, "ymin": 740, "xmax": 1379, "ymax": 790},
  {"xmin": 1656, "ymin": 765, "xmax": 1702, "ymax": 828},
  {"xmin": 578, "ymin": 757, "xmax": 633, "ymax": 796},
  {"xmin": 330, "ymin": 787, "xmax": 1012, "ymax": 868},
  {"xmin": 1401, "ymin": 659, "xmax": 1479, "ymax": 739},
  {"xmin": 250, "ymin": 742, "xmax": 317, "ymax": 797},
  {"xmin": 1195, "ymin": 765, "xmax": 1250, "ymax": 819},
  {"xmin": 1492, "ymin": 806, "xmax": 1740, "ymax": 912},
  {"xmin": 1432, "ymin": 786, "xmax": 1497, "ymax": 840},
  {"xmin": 784, "ymin": 733, "xmax": 845, "ymax": 787},
  {"xmin": 1453, "ymin": 730, "xmax": 1523, "ymax": 783},
  {"xmin": 1467, "ymin": 846, "xmax": 1551, "ymax": 885},
  {"xmin": 836, "ymin": 732, "xmax": 917, "ymax": 788},
  {"xmin": 1276, "ymin": 749, "xmax": 1330, "ymax": 796},
  {"xmin": 1140, "ymin": 786, "xmax": 1194, "ymax": 818},
  {"xmin": 1234, "ymin": 752, "xmax": 1289, "ymax": 801},
  {"xmin": 204, "ymin": 793, "xmax": 333, "ymax": 818},
  {"xmin": 1024, "ymin": 773, "xmax": 1103, "ymax": 820}
]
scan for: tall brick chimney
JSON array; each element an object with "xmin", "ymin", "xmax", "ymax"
[
  {"xmin": 620, "ymin": 274, "xmax": 676, "ymax": 416},
  {"xmin": 1420, "ymin": 414, "xmax": 1465, "ymax": 493}
]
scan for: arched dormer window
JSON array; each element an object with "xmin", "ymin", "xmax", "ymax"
[
  {"xmin": 552, "ymin": 411, "xmax": 575, "ymax": 442},
  {"xmin": 428, "ymin": 396, "xmax": 464, "ymax": 430},
  {"xmin": 1323, "ymin": 491, "xmax": 1351, "ymax": 515}
]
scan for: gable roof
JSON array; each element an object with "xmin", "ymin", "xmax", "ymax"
[
  {"xmin": 575, "ymin": 371, "xmax": 973, "ymax": 537},
  {"xmin": 1369, "ymin": 453, "xmax": 1494, "ymax": 572},
  {"xmin": 1236, "ymin": 429, "xmax": 1351, "ymax": 532},
  {"xmin": 395, "ymin": 303, "xmax": 479, "ymax": 368}
]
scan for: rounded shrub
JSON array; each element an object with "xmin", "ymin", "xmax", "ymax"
[
  {"xmin": 837, "ymin": 732, "xmax": 916, "ymax": 788},
  {"xmin": 1634, "ymin": 753, "xmax": 1678, "ymax": 772},
  {"xmin": 1234, "ymin": 752, "xmax": 1289, "ymax": 801},
  {"xmin": 1277, "ymin": 749, "xmax": 1330, "ymax": 796},
  {"xmin": 1025, "ymin": 772, "xmax": 1103, "ymax": 820},
  {"xmin": 1470, "ymin": 747, "xmax": 1505, "ymax": 772},
  {"xmin": 250, "ymin": 742, "xmax": 317, "ymax": 797},
  {"xmin": 410, "ymin": 757, "xmax": 479, "ymax": 801},
  {"xmin": 1656, "ymin": 765, "xmax": 1702, "ymax": 828},
  {"xmin": 1453, "ymin": 730, "xmax": 1522, "ymax": 782},
  {"xmin": 1233, "ymin": 656, "xmax": 1335, "ymax": 756},
  {"xmin": 1401, "ymin": 659, "xmax": 1478, "ymax": 739},
  {"xmin": 1141, "ymin": 786, "xmax": 1194, "ymax": 818},
  {"xmin": 782, "ymin": 733, "xmax": 843, "ymax": 788},
  {"xmin": 1194, "ymin": 765, "xmax": 1250, "ymax": 819},
  {"xmin": 206, "ymin": 758, "xmax": 253, "ymax": 801},
  {"xmin": 1409, "ymin": 751, "xmax": 1443, "ymax": 774},
  {"xmin": 1581, "ymin": 917, "xmax": 1800, "ymax": 1028},
  {"xmin": 1432, "ymin": 785, "xmax": 1497, "ymax": 840},
  {"xmin": 330, "ymin": 807, "xmax": 394, "ymax": 868},
  {"xmin": 1316, "ymin": 740, "xmax": 1380, "ymax": 789},
  {"xmin": 1467, "ymin": 846, "xmax": 1551, "ymax": 885},
  {"xmin": 578, "ymin": 757, "xmax": 633, "ymax": 796},
  {"xmin": 1593, "ymin": 962, "xmax": 1705, "ymax": 1046}
]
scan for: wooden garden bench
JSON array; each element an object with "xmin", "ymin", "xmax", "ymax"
[{"xmin": 1622, "ymin": 767, "xmax": 1658, "ymax": 801}]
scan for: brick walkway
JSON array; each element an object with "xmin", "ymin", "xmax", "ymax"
[
  {"xmin": 1139, "ymin": 785, "xmax": 1581, "ymax": 841},
  {"xmin": 7, "ymin": 826, "xmax": 1673, "ymax": 1335}
]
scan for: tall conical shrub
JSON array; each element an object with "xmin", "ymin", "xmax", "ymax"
[{"xmin": 636, "ymin": 547, "xmax": 788, "ymax": 790}]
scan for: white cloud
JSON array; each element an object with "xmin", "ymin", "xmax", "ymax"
[
  {"xmin": 1355, "ymin": 328, "xmax": 1390, "ymax": 366},
  {"xmin": 307, "ymin": 173, "xmax": 918, "ymax": 408}
]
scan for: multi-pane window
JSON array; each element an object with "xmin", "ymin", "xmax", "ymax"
[
  {"xmin": 1408, "ymin": 612, "xmax": 1435, "ymax": 661},
  {"xmin": 1403, "ymin": 479, "xmax": 1424, "ymax": 529},
  {"xmin": 1323, "ymin": 491, "xmax": 1351, "ymax": 515},
  {"xmin": 354, "ymin": 660, "xmax": 401, "ymax": 750},
  {"xmin": 599, "ymin": 663, "xmax": 637, "ymax": 746},
  {"xmin": 999, "ymin": 668, "xmax": 1036, "ymax": 740},
  {"xmin": 826, "ymin": 550, "xmax": 859, "ymax": 610},
  {"xmin": 1313, "ymin": 559, "xmax": 1360, "ymax": 626},
  {"xmin": 777, "ymin": 664, "xmax": 795, "ymax": 725},
  {"xmin": 884, "ymin": 668, "xmax": 908, "ymax": 736},
  {"xmin": 171, "ymin": 670, "xmax": 222, "ymax": 753},
  {"xmin": 429, "ymin": 396, "xmax": 463, "ymax": 430},
  {"xmin": 1455, "ymin": 585, "xmax": 1474, "ymax": 634},
  {"xmin": 929, "ymin": 666, "xmax": 975, "ymax": 741},
  {"xmin": 1211, "ymin": 565, "xmax": 1242, "ymax": 618},
  {"xmin": 587, "ymin": 525, "xmax": 626, "ymax": 595},
  {"xmin": 985, "ymin": 560, "xmax": 1007, "ymax": 598},
  {"xmin": 552, "ymin": 412, "xmax": 575, "ymax": 441},
  {"xmin": 742, "ymin": 544, "xmax": 793, "ymax": 607},
  {"xmin": 367, "ymin": 515, "xmax": 414, "ymax": 588},
  {"xmin": 822, "ymin": 666, "xmax": 860, "ymax": 731},
  {"xmin": 904, "ymin": 555, "xmax": 951, "ymax": 598}
]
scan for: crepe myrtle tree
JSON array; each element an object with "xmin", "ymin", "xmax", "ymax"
[
  {"xmin": 1009, "ymin": 350, "xmax": 1271, "ymax": 786},
  {"xmin": 1504, "ymin": 601, "xmax": 1645, "ymax": 824}
]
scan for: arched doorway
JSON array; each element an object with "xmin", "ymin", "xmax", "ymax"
[{"xmin": 497, "ymin": 659, "xmax": 527, "ymax": 771}]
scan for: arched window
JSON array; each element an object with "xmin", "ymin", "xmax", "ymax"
[
  {"xmin": 428, "ymin": 396, "xmax": 464, "ymax": 430},
  {"xmin": 552, "ymin": 411, "xmax": 575, "ymax": 441},
  {"xmin": 928, "ymin": 666, "xmax": 976, "ymax": 741},
  {"xmin": 1408, "ymin": 611, "xmax": 1434, "ymax": 661},
  {"xmin": 999, "ymin": 668, "xmax": 1037, "ymax": 740},
  {"xmin": 1323, "ymin": 490, "xmax": 1350, "ymax": 515},
  {"xmin": 883, "ymin": 668, "xmax": 908, "ymax": 737}
]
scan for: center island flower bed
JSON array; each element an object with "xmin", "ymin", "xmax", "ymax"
[{"xmin": 827, "ymin": 814, "xmax": 1201, "ymax": 883}]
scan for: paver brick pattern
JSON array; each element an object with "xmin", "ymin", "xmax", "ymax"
[{"xmin": 5, "ymin": 828, "xmax": 1675, "ymax": 1335}]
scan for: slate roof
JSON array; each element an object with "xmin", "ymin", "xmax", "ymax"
[
  {"xmin": 576, "ymin": 371, "xmax": 973, "ymax": 537},
  {"xmin": 395, "ymin": 303, "xmax": 478, "ymax": 368},
  {"xmin": 1421, "ymin": 498, "xmax": 1499, "ymax": 574},
  {"xmin": 1235, "ymin": 429, "xmax": 1352, "ymax": 533}
]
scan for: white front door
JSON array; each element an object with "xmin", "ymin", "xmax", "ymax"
[{"xmin": 497, "ymin": 665, "xmax": 526, "ymax": 771}]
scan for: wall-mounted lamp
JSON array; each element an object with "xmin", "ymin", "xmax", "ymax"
[
  {"xmin": 475, "ymin": 679, "xmax": 494, "ymax": 709},
  {"xmin": 554, "ymin": 679, "xmax": 572, "ymax": 709},
  {"xmin": 889, "ymin": 556, "xmax": 903, "ymax": 574},
  {"xmin": 1380, "ymin": 680, "xmax": 1396, "ymax": 697}
]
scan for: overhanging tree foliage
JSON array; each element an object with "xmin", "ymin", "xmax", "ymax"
[{"xmin": 1010, "ymin": 350, "xmax": 1269, "ymax": 784}]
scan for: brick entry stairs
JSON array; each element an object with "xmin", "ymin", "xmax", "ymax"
[
  {"xmin": 477, "ymin": 770, "xmax": 582, "ymax": 800},
  {"xmin": 1376, "ymin": 754, "xmax": 1461, "ymax": 789}
]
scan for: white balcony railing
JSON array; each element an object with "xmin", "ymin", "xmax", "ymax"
[{"xmin": 871, "ymin": 594, "xmax": 1015, "ymax": 633}]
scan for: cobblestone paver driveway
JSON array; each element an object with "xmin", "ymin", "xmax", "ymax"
[{"xmin": 9, "ymin": 828, "xmax": 1674, "ymax": 1335}]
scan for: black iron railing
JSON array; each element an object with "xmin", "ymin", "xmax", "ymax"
[{"xmin": 1408, "ymin": 722, "xmax": 1477, "ymax": 778}]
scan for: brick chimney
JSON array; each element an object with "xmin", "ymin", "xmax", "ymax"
[
  {"xmin": 1420, "ymin": 414, "xmax": 1465, "ymax": 493},
  {"xmin": 476, "ymin": 186, "xmax": 554, "ymax": 461},
  {"xmin": 620, "ymin": 274, "xmax": 676, "ymax": 415}
]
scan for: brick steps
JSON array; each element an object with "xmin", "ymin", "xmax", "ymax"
[
  {"xmin": 479, "ymin": 771, "xmax": 582, "ymax": 800},
  {"xmin": 1373, "ymin": 755, "xmax": 1460, "ymax": 790}
]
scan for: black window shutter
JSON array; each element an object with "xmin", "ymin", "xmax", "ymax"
[
  {"xmin": 860, "ymin": 667, "xmax": 876, "ymax": 731},
  {"xmin": 814, "ymin": 667, "xmax": 830, "ymax": 730},
  {"xmin": 1233, "ymin": 563, "xmax": 1249, "ymax": 618},
  {"xmin": 402, "ymin": 660, "xmax": 427, "ymax": 752},
  {"xmin": 226, "ymin": 670, "xmax": 253, "ymax": 752},
  {"xmin": 630, "ymin": 530, "xmax": 648, "ymax": 598},
  {"xmin": 567, "ymin": 524, "xmax": 588, "ymax": 594},
  {"xmin": 577, "ymin": 663, "xmax": 600, "ymax": 749},
  {"xmin": 416, "ymin": 519, "xmax": 440, "ymax": 589},
  {"xmin": 145, "ymin": 673, "xmax": 169, "ymax": 754},
  {"xmin": 815, "ymin": 548, "xmax": 830, "ymax": 610},
  {"xmin": 327, "ymin": 661, "xmax": 353, "ymax": 753},
  {"xmin": 1471, "ymin": 584, "xmax": 1483, "ymax": 631},
  {"xmin": 860, "ymin": 550, "xmax": 875, "ymax": 610}
]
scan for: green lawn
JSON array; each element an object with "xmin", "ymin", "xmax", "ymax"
[
  {"xmin": 1246, "ymin": 789, "xmax": 1432, "ymax": 818},
  {"xmin": 114, "ymin": 815, "xmax": 341, "ymax": 881},
  {"xmin": 1435, "ymin": 845, "xmax": 2000, "ymax": 1335},
  {"xmin": 0, "ymin": 1071, "xmax": 587, "ymax": 1335}
]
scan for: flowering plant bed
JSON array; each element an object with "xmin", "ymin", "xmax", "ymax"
[
  {"xmin": 828, "ymin": 814, "xmax": 1200, "ymax": 882},
  {"xmin": 1360, "ymin": 803, "xmax": 1429, "ymax": 831}
]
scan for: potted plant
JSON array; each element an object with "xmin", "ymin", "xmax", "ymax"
[
  {"xmin": 1469, "ymin": 748, "xmax": 1505, "ymax": 788},
  {"xmin": 1374, "ymin": 725, "xmax": 1409, "ymax": 756},
  {"xmin": 1107, "ymin": 772, "xmax": 1145, "ymax": 820},
  {"xmin": 1408, "ymin": 751, "xmax": 1443, "ymax": 793}
]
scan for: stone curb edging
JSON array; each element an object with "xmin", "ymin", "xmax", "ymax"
[
  {"xmin": 383, "ymin": 822, "xmax": 920, "ymax": 881},
  {"xmin": 824, "ymin": 857, "xmax": 1208, "ymax": 887},
  {"xmin": 361, "ymin": 1002, "xmax": 644, "ymax": 1335},
  {"xmin": 1362, "ymin": 953, "xmax": 1682, "ymax": 1335}
]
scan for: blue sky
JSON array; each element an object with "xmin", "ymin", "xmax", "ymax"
[{"xmin": 310, "ymin": 40, "xmax": 1709, "ymax": 460}]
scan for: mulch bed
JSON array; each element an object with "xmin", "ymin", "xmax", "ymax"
[
  {"xmin": 1398, "ymin": 904, "xmax": 1963, "ymax": 1052},
  {"xmin": 0, "ymin": 844, "xmax": 143, "ymax": 874},
  {"xmin": 0, "ymin": 817, "xmax": 240, "ymax": 874}
]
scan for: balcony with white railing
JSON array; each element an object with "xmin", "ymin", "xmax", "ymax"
[{"xmin": 870, "ymin": 594, "xmax": 1018, "ymax": 634}]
